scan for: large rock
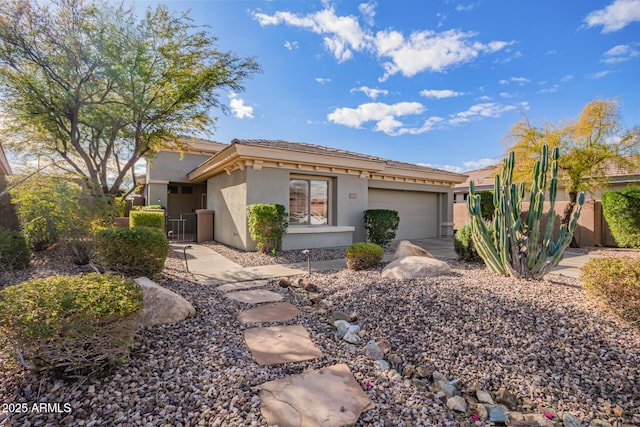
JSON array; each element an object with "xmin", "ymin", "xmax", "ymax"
[
  {"xmin": 381, "ymin": 256, "xmax": 450, "ymax": 279},
  {"xmin": 392, "ymin": 240, "xmax": 434, "ymax": 259},
  {"xmin": 135, "ymin": 277, "xmax": 196, "ymax": 327}
]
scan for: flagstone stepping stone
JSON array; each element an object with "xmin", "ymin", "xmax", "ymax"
[
  {"xmin": 217, "ymin": 280, "xmax": 268, "ymax": 293},
  {"xmin": 225, "ymin": 289, "xmax": 283, "ymax": 304},
  {"xmin": 258, "ymin": 363, "xmax": 375, "ymax": 427},
  {"xmin": 244, "ymin": 325, "xmax": 323, "ymax": 365},
  {"xmin": 238, "ymin": 302, "xmax": 302, "ymax": 324}
]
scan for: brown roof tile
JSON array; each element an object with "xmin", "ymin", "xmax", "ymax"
[{"xmin": 231, "ymin": 139, "xmax": 462, "ymax": 176}]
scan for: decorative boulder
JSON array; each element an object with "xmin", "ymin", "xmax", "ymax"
[
  {"xmin": 392, "ymin": 240, "xmax": 434, "ymax": 259},
  {"xmin": 135, "ymin": 277, "xmax": 196, "ymax": 327},
  {"xmin": 381, "ymin": 256, "xmax": 450, "ymax": 279}
]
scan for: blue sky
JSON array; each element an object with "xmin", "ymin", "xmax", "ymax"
[{"xmin": 132, "ymin": 1, "xmax": 639, "ymax": 172}]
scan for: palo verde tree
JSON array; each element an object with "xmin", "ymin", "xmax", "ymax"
[
  {"xmin": 505, "ymin": 99, "xmax": 640, "ymax": 229},
  {"xmin": 0, "ymin": 0, "xmax": 260, "ymax": 197}
]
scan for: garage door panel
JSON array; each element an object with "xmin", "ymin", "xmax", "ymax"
[{"xmin": 367, "ymin": 188, "xmax": 438, "ymax": 241}]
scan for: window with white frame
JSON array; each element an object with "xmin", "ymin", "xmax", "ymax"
[{"xmin": 289, "ymin": 178, "xmax": 329, "ymax": 225}]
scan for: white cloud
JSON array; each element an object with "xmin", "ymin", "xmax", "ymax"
[
  {"xmin": 560, "ymin": 74, "xmax": 575, "ymax": 82},
  {"xmin": 284, "ymin": 40, "xmax": 299, "ymax": 50},
  {"xmin": 499, "ymin": 77, "xmax": 530, "ymax": 86},
  {"xmin": 229, "ymin": 93, "xmax": 254, "ymax": 119},
  {"xmin": 591, "ymin": 70, "xmax": 613, "ymax": 78},
  {"xmin": 585, "ymin": 0, "xmax": 640, "ymax": 33},
  {"xmin": 456, "ymin": 3, "xmax": 477, "ymax": 12},
  {"xmin": 419, "ymin": 89, "xmax": 465, "ymax": 99},
  {"xmin": 327, "ymin": 101, "xmax": 425, "ymax": 134},
  {"xmin": 419, "ymin": 163, "xmax": 464, "ymax": 173},
  {"xmin": 448, "ymin": 102, "xmax": 528, "ymax": 125},
  {"xmin": 358, "ymin": 2, "xmax": 376, "ymax": 26},
  {"xmin": 350, "ymin": 85, "xmax": 389, "ymax": 99},
  {"xmin": 602, "ymin": 44, "xmax": 640, "ymax": 63},
  {"xmin": 253, "ymin": 3, "xmax": 511, "ymax": 79},
  {"xmin": 315, "ymin": 77, "xmax": 332, "ymax": 84},
  {"xmin": 375, "ymin": 29, "xmax": 512, "ymax": 80},
  {"xmin": 538, "ymin": 85, "xmax": 560, "ymax": 94},
  {"xmin": 253, "ymin": 7, "xmax": 370, "ymax": 62}
]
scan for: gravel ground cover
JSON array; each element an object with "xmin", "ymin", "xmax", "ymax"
[{"xmin": 1, "ymin": 246, "xmax": 639, "ymax": 426}]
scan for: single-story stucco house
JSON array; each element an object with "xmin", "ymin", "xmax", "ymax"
[{"xmin": 141, "ymin": 137, "xmax": 466, "ymax": 251}]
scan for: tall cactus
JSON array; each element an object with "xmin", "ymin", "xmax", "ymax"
[{"xmin": 467, "ymin": 145, "xmax": 585, "ymax": 280}]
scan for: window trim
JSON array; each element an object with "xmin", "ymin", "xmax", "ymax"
[{"xmin": 289, "ymin": 175, "xmax": 331, "ymax": 226}]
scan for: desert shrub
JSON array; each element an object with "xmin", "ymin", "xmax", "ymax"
[
  {"xmin": 582, "ymin": 257, "xmax": 640, "ymax": 326},
  {"xmin": 247, "ymin": 204, "xmax": 289, "ymax": 254},
  {"xmin": 346, "ymin": 242, "xmax": 384, "ymax": 270},
  {"xmin": 602, "ymin": 188, "xmax": 640, "ymax": 248},
  {"xmin": 0, "ymin": 228, "xmax": 30, "ymax": 272},
  {"xmin": 129, "ymin": 210, "xmax": 164, "ymax": 229},
  {"xmin": 0, "ymin": 273, "xmax": 143, "ymax": 377},
  {"xmin": 363, "ymin": 209, "xmax": 400, "ymax": 248},
  {"xmin": 454, "ymin": 223, "xmax": 481, "ymax": 262},
  {"xmin": 95, "ymin": 226, "xmax": 169, "ymax": 277},
  {"xmin": 10, "ymin": 175, "xmax": 81, "ymax": 250}
]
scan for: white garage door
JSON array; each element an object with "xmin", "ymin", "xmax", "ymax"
[{"xmin": 367, "ymin": 188, "xmax": 439, "ymax": 241}]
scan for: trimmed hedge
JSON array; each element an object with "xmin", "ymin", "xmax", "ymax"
[
  {"xmin": 582, "ymin": 257, "xmax": 640, "ymax": 327},
  {"xmin": 95, "ymin": 226, "xmax": 169, "ymax": 277},
  {"xmin": 0, "ymin": 273, "xmax": 143, "ymax": 377},
  {"xmin": 129, "ymin": 210, "xmax": 164, "ymax": 229},
  {"xmin": 454, "ymin": 223, "xmax": 481, "ymax": 262},
  {"xmin": 0, "ymin": 228, "xmax": 30, "ymax": 272},
  {"xmin": 602, "ymin": 188, "xmax": 640, "ymax": 248},
  {"xmin": 363, "ymin": 209, "xmax": 400, "ymax": 248},
  {"xmin": 346, "ymin": 242, "xmax": 384, "ymax": 270},
  {"xmin": 247, "ymin": 204, "xmax": 289, "ymax": 254}
]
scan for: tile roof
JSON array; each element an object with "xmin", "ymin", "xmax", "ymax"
[{"xmin": 231, "ymin": 139, "xmax": 462, "ymax": 176}]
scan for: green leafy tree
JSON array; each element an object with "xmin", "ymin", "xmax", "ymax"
[
  {"xmin": 0, "ymin": 0, "xmax": 260, "ymax": 197},
  {"xmin": 505, "ymin": 99, "xmax": 640, "ymax": 229}
]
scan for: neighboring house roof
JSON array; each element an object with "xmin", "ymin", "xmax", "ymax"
[
  {"xmin": 454, "ymin": 164, "xmax": 500, "ymax": 193},
  {"xmin": 188, "ymin": 139, "xmax": 467, "ymax": 186},
  {"xmin": 455, "ymin": 155, "xmax": 640, "ymax": 193},
  {"xmin": 0, "ymin": 143, "xmax": 11, "ymax": 175}
]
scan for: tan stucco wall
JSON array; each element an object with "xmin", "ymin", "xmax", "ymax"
[
  {"xmin": 208, "ymin": 169, "xmax": 248, "ymax": 250},
  {"xmin": 147, "ymin": 151, "xmax": 212, "ymax": 183}
]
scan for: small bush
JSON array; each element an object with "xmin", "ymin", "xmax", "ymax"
[
  {"xmin": 363, "ymin": 209, "xmax": 400, "ymax": 248},
  {"xmin": 602, "ymin": 188, "xmax": 640, "ymax": 248},
  {"xmin": 0, "ymin": 273, "xmax": 143, "ymax": 377},
  {"xmin": 0, "ymin": 228, "xmax": 30, "ymax": 272},
  {"xmin": 129, "ymin": 210, "xmax": 164, "ymax": 229},
  {"xmin": 454, "ymin": 223, "xmax": 481, "ymax": 262},
  {"xmin": 582, "ymin": 257, "xmax": 640, "ymax": 327},
  {"xmin": 478, "ymin": 191, "xmax": 495, "ymax": 221},
  {"xmin": 247, "ymin": 204, "xmax": 289, "ymax": 254},
  {"xmin": 95, "ymin": 226, "xmax": 169, "ymax": 277},
  {"xmin": 346, "ymin": 242, "xmax": 384, "ymax": 270}
]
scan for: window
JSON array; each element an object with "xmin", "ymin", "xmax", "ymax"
[
  {"xmin": 168, "ymin": 185, "xmax": 178, "ymax": 194},
  {"xmin": 289, "ymin": 178, "xmax": 329, "ymax": 225},
  {"xmin": 181, "ymin": 185, "xmax": 193, "ymax": 194}
]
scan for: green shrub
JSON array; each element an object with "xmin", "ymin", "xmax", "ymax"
[
  {"xmin": 0, "ymin": 228, "xmax": 30, "ymax": 272},
  {"xmin": 247, "ymin": 204, "xmax": 289, "ymax": 254},
  {"xmin": 129, "ymin": 210, "xmax": 164, "ymax": 229},
  {"xmin": 454, "ymin": 223, "xmax": 482, "ymax": 262},
  {"xmin": 478, "ymin": 191, "xmax": 495, "ymax": 221},
  {"xmin": 602, "ymin": 188, "xmax": 640, "ymax": 248},
  {"xmin": 0, "ymin": 273, "xmax": 143, "ymax": 377},
  {"xmin": 346, "ymin": 242, "xmax": 384, "ymax": 270},
  {"xmin": 95, "ymin": 226, "xmax": 169, "ymax": 277},
  {"xmin": 363, "ymin": 209, "xmax": 400, "ymax": 247},
  {"xmin": 582, "ymin": 257, "xmax": 640, "ymax": 326}
]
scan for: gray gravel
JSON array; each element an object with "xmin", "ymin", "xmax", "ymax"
[{"xmin": 1, "ymin": 247, "xmax": 639, "ymax": 426}]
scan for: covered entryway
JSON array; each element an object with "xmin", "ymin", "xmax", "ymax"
[{"xmin": 367, "ymin": 188, "xmax": 439, "ymax": 241}]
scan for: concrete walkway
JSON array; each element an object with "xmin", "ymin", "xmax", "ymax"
[{"xmin": 179, "ymin": 238, "xmax": 594, "ymax": 283}]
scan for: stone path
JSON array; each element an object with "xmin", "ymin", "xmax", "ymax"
[{"xmin": 214, "ymin": 275, "xmax": 374, "ymax": 425}]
